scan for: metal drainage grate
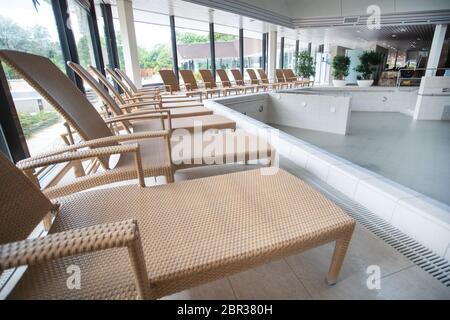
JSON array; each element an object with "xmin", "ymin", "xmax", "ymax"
[{"xmin": 284, "ymin": 160, "xmax": 450, "ymax": 288}]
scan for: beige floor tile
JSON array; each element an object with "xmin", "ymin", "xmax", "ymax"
[
  {"xmin": 161, "ymin": 278, "xmax": 236, "ymax": 300},
  {"xmin": 228, "ymin": 259, "xmax": 311, "ymax": 300},
  {"xmin": 285, "ymin": 224, "xmax": 415, "ymax": 299}
]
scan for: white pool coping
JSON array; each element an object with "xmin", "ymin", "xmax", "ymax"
[{"xmin": 205, "ymin": 96, "xmax": 450, "ymax": 261}]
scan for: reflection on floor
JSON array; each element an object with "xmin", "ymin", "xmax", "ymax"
[
  {"xmin": 269, "ymin": 111, "xmax": 450, "ymax": 206},
  {"xmin": 159, "ymin": 159, "xmax": 450, "ymax": 300}
]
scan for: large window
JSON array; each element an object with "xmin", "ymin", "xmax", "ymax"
[
  {"xmin": 0, "ymin": 0, "xmax": 65, "ymax": 156},
  {"xmin": 244, "ymin": 30, "xmax": 262, "ymax": 79},
  {"xmin": 214, "ymin": 25, "xmax": 239, "ymax": 75},
  {"xmin": 176, "ymin": 18, "xmax": 211, "ymax": 82},
  {"xmin": 284, "ymin": 38, "xmax": 296, "ymax": 70}
]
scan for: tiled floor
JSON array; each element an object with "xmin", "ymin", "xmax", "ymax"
[
  {"xmin": 160, "ymin": 160, "xmax": 450, "ymax": 300},
  {"xmin": 270, "ymin": 111, "xmax": 450, "ymax": 206}
]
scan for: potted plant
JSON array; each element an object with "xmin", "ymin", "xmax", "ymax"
[
  {"xmin": 295, "ymin": 51, "xmax": 315, "ymax": 80},
  {"xmin": 332, "ymin": 55, "xmax": 350, "ymax": 87},
  {"xmin": 354, "ymin": 50, "xmax": 382, "ymax": 87}
]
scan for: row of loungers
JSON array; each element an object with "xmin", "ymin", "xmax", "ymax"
[
  {"xmin": 159, "ymin": 68, "xmax": 314, "ymax": 99},
  {"xmin": 0, "ymin": 49, "xmax": 355, "ymax": 300}
]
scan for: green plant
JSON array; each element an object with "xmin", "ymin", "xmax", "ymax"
[
  {"xmin": 332, "ymin": 55, "xmax": 351, "ymax": 80},
  {"xmin": 295, "ymin": 51, "xmax": 315, "ymax": 79},
  {"xmin": 19, "ymin": 111, "xmax": 60, "ymax": 138},
  {"xmin": 354, "ymin": 50, "xmax": 382, "ymax": 80}
]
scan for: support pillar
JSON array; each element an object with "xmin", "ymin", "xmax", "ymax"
[
  {"xmin": 426, "ymin": 24, "xmax": 447, "ymax": 76},
  {"xmin": 116, "ymin": 0, "xmax": 141, "ymax": 88},
  {"xmin": 268, "ymin": 30, "xmax": 277, "ymax": 80}
]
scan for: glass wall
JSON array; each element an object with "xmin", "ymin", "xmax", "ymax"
[
  {"xmin": 0, "ymin": 0, "xmax": 65, "ymax": 156},
  {"xmin": 132, "ymin": 11, "xmax": 173, "ymax": 85},
  {"xmin": 176, "ymin": 17, "xmax": 211, "ymax": 82},
  {"xmin": 284, "ymin": 38, "xmax": 296, "ymax": 70},
  {"xmin": 214, "ymin": 25, "xmax": 239, "ymax": 76},
  {"xmin": 244, "ymin": 30, "xmax": 262, "ymax": 79}
]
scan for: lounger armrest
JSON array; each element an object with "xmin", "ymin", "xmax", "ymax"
[
  {"xmin": 203, "ymin": 81, "xmax": 213, "ymax": 89},
  {"xmin": 17, "ymin": 131, "xmax": 169, "ymax": 163},
  {"xmin": 0, "ymin": 219, "xmax": 151, "ymax": 299},
  {"xmin": 120, "ymin": 100, "xmax": 162, "ymax": 111},
  {"xmin": 105, "ymin": 110, "xmax": 172, "ymax": 130}
]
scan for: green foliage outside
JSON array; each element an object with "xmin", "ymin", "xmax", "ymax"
[
  {"xmin": 354, "ymin": 50, "xmax": 382, "ymax": 80},
  {"xmin": 0, "ymin": 16, "xmax": 64, "ymax": 78},
  {"xmin": 19, "ymin": 111, "xmax": 60, "ymax": 138},
  {"xmin": 138, "ymin": 44, "xmax": 173, "ymax": 72},
  {"xmin": 294, "ymin": 51, "xmax": 315, "ymax": 78},
  {"xmin": 176, "ymin": 31, "xmax": 238, "ymax": 44},
  {"xmin": 332, "ymin": 55, "xmax": 351, "ymax": 80}
]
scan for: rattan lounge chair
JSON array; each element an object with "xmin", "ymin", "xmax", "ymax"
[
  {"xmin": 0, "ymin": 50, "xmax": 272, "ymax": 197},
  {"xmin": 198, "ymin": 69, "xmax": 234, "ymax": 97},
  {"xmin": 159, "ymin": 69, "xmax": 204, "ymax": 100},
  {"xmin": 98, "ymin": 67, "xmax": 202, "ymax": 106},
  {"xmin": 69, "ymin": 63, "xmax": 213, "ymax": 120},
  {"xmin": 68, "ymin": 62, "xmax": 235, "ymax": 133},
  {"xmin": 216, "ymin": 69, "xmax": 247, "ymax": 94},
  {"xmin": 115, "ymin": 68, "xmax": 159, "ymax": 95},
  {"xmin": 256, "ymin": 69, "xmax": 282, "ymax": 89},
  {"xmin": 230, "ymin": 69, "xmax": 258, "ymax": 93},
  {"xmin": 0, "ymin": 152, "xmax": 356, "ymax": 299},
  {"xmin": 246, "ymin": 69, "xmax": 271, "ymax": 91},
  {"xmin": 105, "ymin": 67, "xmax": 158, "ymax": 100},
  {"xmin": 282, "ymin": 69, "xmax": 313, "ymax": 87},
  {"xmin": 275, "ymin": 69, "xmax": 294, "ymax": 88},
  {"xmin": 179, "ymin": 69, "xmax": 222, "ymax": 99}
]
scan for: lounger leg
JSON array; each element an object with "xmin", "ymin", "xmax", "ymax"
[{"xmin": 326, "ymin": 230, "xmax": 354, "ymax": 285}]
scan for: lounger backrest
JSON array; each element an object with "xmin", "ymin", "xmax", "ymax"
[
  {"xmin": 105, "ymin": 67, "xmax": 133, "ymax": 97},
  {"xmin": 159, "ymin": 69, "xmax": 180, "ymax": 92},
  {"xmin": 246, "ymin": 69, "xmax": 259, "ymax": 85},
  {"xmin": 115, "ymin": 68, "xmax": 138, "ymax": 93},
  {"xmin": 199, "ymin": 69, "xmax": 217, "ymax": 89},
  {"xmin": 179, "ymin": 70, "xmax": 199, "ymax": 90},
  {"xmin": 275, "ymin": 69, "xmax": 286, "ymax": 83},
  {"xmin": 68, "ymin": 62, "xmax": 125, "ymax": 118},
  {"xmin": 0, "ymin": 144, "xmax": 57, "ymax": 244},
  {"xmin": 257, "ymin": 69, "xmax": 269, "ymax": 84},
  {"xmin": 0, "ymin": 50, "xmax": 115, "ymax": 147},
  {"xmin": 230, "ymin": 69, "xmax": 244, "ymax": 85},
  {"xmin": 89, "ymin": 66, "xmax": 126, "ymax": 105},
  {"xmin": 216, "ymin": 69, "xmax": 231, "ymax": 87},
  {"xmin": 283, "ymin": 69, "xmax": 296, "ymax": 82}
]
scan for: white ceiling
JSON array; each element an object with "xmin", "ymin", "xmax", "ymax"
[{"xmin": 104, "ymin": 0, "xmax": 441, "ymax": 51}]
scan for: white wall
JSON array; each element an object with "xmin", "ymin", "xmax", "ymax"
[{"xmin": 414, "ymin": 76, "xmax": 450, "ymax": 120}]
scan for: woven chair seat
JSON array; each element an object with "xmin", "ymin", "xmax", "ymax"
[{"xmin": 9, "ymin": 169, "xmax": 355, "ymax": 300}]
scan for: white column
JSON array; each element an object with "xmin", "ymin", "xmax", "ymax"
[
  {"xmin": 426, "ymin": 24, "xmax": 447, "ymax": 76},
  {"xmin": 267, "ymin": 31, "xmax": 277, "ymax": 80},
  {"xmin": 116, "ymin": 0, "xmax": 141, "ymax": 88}
]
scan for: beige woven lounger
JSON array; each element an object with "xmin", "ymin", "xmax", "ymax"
[
  {"xmin": 230, "ymin": 69, "xmax": 258, "ymax": 93},
  {"xmin": 0, "ymin": 50, "xmax": 272, "ymax": 197},
  {"xmin": 276, "ymin": 69, "xmax": 294, "ymax": 88},
  {"xmin": 90, "ymin": 66, "xmax": 205, "ymax": 112},
  {"xmin": 69, "ymin": 63, "xmax": 212, "ymax": 119},
  {"xmin": 216, "ymin": 69, "xmax": 247, "ymax": 95},
  {"xmin": 159, "ymin": 69, "xmax": 204, "ymax": 99},
  {"xmin": 179, "ymin": 69, "xmax": 222, "ymax": 99},
  {"xmin": 0, "ymin": 153, "xmax": 356, "ymax": 299},
  {"xmin": 283, "ymin": 69, "xmax": 312, "ymax": 87},
  {"xmin": 257, "ymin": 69, "xmax": 282, "ymax": 90},
  {"xmin": 246, "ymin": 69, "xmax": 271, "ymax": 91},
  {"xmin": 199, "ymin": 69, "xmax": 236, "ymax": 96},
  {"xmin": 68, "ymin": 62, "xmax": 235, "ymax": 133}
]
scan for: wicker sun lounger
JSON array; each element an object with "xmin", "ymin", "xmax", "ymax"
[
  {"xmin": 68, "ymin": 62, "xmax": 235, "ymax": 133},
  {"xmin": 92, "ymin": 67, "xmax": 203, "ymax": 107},
  {"xmin": 230, "ymin": 69, "xmax": 258, "ymax": 93},
  {"xmin": 159, "ymin": 69, "xmax": 204, "ymax": 99},
  {"xmin": 276, "ymin": 69, "xmax": 294, "ymax": 88},
  {"xmin": 69, "ymin": 63, "xmax": 213, "ymax": 120},
  {"xmin": 216, "ymin": 69, "xmax": 247, "ymax": 94},
  {"xmin": 282, "ymin": 69, "xmax": 313, "ymax": 87},
  {"xmin": 179, "ymin": 69, "xmax": 222, "ymax": 99},
  {"xmin": 246, "ymin": 69, "xmax": 271, "ymax": 91},
  {"xmin": 105, "ymin": 67, "xmax": 157, "ymax": 100},
  {"xmin": 198, "ymin": 69, "xmax": 237, "ymax": 97},
  {"xmin": 0, "ymin": 50, "xmax": 272, "ymax": 197},
  {"xmin": 0, "ymin": 153, "xmax": 356, "ymax": 299},
  {"xmin": 257, "ymin": 69, "xmax": 282, "ymax": 90}
]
